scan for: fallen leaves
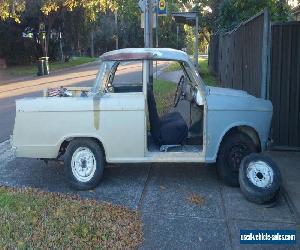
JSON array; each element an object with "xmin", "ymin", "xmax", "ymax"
[
  {"xmin": 0, "ymin": 186, "xmax": 143, "ymax": 249},
  {"xmin": 187, "ymin": 193, "xmax": 205, "ymax": 206}
]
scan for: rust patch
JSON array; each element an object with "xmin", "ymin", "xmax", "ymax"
[
  {"xmin": 101, "ymin": 52, "xmax": 153, "ymax": 61},
  {"xmin": 93, "ymin": 97, "xmax": 100, "ymax": 130}
]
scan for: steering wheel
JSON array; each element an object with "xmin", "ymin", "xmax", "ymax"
[{"xmin": 173, "ymin": 75, "xmax": 185, "ymax": 107}]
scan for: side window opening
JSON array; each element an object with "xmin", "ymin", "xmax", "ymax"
[{"xmin": 107, "ymin": 60, "xmax": 143, "ymax": 93}]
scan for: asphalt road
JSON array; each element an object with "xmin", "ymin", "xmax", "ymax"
[{"xmin": 0, "ymin": 61, "xmax": 168, "ymax": 142}]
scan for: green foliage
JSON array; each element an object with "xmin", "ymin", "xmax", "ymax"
[
  {"xmin": 164, "ymin": 61, "xmax": 182, "ymax": 72},
  {"xmin": 0, "ymin": 0, "xmax": 296, "ymax": 66},
  {"xmin": 216, "ymin": 0, "xmax": 292, "ymax": 31},
  {"xmin": 0, "ymin": 0, "xmax": 26, "ymax": 23},
  {"xmin": 0, "ymin": 21, "xmax": 40, "ymax": 65}
]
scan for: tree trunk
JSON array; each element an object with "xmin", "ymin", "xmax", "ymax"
[
  {"xmin": 90, "ymin": 29, "xmax": 94, "ymax": 57},
  {"xmin": 45, "ymin": 15, "xmax": 54, "ymax": 57},
  {"xmin": 202, "ymin": 31, "xmax": 210, "ymax": 44}
]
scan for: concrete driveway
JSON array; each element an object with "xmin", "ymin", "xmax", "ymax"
[{"xmin": 0, "ymin": 142, "xmax": 298, "ymax": 249}]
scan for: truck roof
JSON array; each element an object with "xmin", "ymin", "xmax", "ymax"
[{"xmin": 100, "ymin": 48, "xmax": 190, "ymax": 62}]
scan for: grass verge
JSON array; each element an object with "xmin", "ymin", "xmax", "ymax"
[
  {"xmin": 163, "ymin": 61, "xmax": 181, "ymax": 72},
  {"xmin": 162, "ymin": 58, "xmax": 217, "ymax": 86},
  {"xmin": 153, "ymin": 79, "xmax": 176, "ymax": 115},
  {"xmin": 4, "ymin": 57, "xmax": 97, "ymax": 77},
  {"xmin": 198, "ymin": 57, "xmax": 218, "ymax": 86},
  {"xmin": 0, "ymin": 186, "xmax": 143, "ymax": 249}
]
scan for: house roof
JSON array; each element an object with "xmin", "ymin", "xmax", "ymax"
[{"xmin": 100, "ymin": 48, "xmax": 190, "ymax": 62}]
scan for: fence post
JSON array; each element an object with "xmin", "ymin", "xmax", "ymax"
[{"xmin": 261, "ymin": 8, "xmax": 270, "ymax": 99}]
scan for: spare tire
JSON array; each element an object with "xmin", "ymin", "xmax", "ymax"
[{"xmin": 239, "ymin": 153, "xmax": 281, "ymax": 204}]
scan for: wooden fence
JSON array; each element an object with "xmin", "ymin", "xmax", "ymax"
[
  {"xmin": 208, "ymin": 11, "xmax": 300, "ymax": 149},
  {"xmin": 208, "ymin": 10, "xmax": 269, "ymax": 98},
  {"xmin": 269, "ymin": 22, "xmax": 300, "ymax": 149}
]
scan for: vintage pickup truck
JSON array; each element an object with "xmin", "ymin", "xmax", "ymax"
[{"xmin": 12, "ymin": 48, "xmax": 273, "ymax": 190}]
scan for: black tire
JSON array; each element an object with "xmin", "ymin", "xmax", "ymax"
[
  {"xmin": 239, "ymin": 153, "xmax": 281, "ymax": 204},
  {"xmin": 64, "ymin": 138, "xmax": 105, "ymax": 190},
  {"xmin": 217, "ymin": 131, "xmax": 257, "ymax": 187}
]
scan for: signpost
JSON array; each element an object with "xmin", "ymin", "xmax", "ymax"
[
  {"xmin": 139, "ymin": 0, "xmax": 168, "ymax": 87},
  {"xmin": 139, "ymin": 0, "xmax": 153, "ymax": 88}
]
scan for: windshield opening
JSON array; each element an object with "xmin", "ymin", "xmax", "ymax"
[{"xmin": 92, "ymin": 60, "xmax": 115, "ymax": 94}]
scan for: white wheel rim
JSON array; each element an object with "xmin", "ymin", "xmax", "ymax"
[
  {"xmin": 71, "ymin": 147, "xmax": 96, "ymax": 182},
  {"xmin": 246, "ymin": 160, "xmax": 274, "ymax": 188}
]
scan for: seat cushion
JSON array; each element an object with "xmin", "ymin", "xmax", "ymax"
[
  {"xmin": 160, "ymin": 112, "xmax": 184, "ymax": 125},
  {"xmin": 159, "ymin": 112, "xmax": 188, "ymax": 145},
  {"xmin": 147, "ymin": 86, "xmax": 188, "ymax": 146}
]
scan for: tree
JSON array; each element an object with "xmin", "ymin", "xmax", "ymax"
[
  {"xmin": 216, "ymin": 0, "xmax": 292, "ymax": 31},
  {"xmin": 0, "ymin": 0, "xmax": 26, "ymax": 23}
]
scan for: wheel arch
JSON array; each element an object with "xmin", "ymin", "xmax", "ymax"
[
  {"xmin": 217, "ymin": 125, "xmax": 262, "ymax": 155},
  {"xmin": 58, "ymin": 136, "xmax": 106, "ymax": 160}
]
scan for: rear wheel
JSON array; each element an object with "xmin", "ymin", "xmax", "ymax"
[
  {"xmin": 64, "ymin": 138, "xmax": 104, "ymax": 190},
  {"xmin": 217, "ymin": 131, "xmax": 257, "ymax": 186}
]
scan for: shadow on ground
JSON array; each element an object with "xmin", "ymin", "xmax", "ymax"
[{"xmin": 0, "ymin": 158, "xmax": 298, "ymax": 249}]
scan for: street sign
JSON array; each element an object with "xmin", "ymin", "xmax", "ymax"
[
  {"xmin": 157, "ymin": 0, "xmax": 167, "ymax": 16},
  {"xmin": 139, "ymin": 0, "xmax": 157, "ymax": 13}
]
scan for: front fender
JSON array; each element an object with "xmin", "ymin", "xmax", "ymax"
[{"xmin": 205, "ymin": 110, "xmax": 272, "ymax": 163}]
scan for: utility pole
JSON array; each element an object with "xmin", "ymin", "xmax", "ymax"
[
  {"xmin": 144, "ymin": 0, "xmax": 151, "ymax": 48},
  {"xmin": 155, "ymin": 5, "xmax": 159, "ymax": 48},
  {"xmin": 144, "ymin": 0, "xmax": 154, "ymax": 88}
]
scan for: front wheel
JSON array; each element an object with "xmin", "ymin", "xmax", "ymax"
[
  {"xmin": 217, "ymin": 131, "xmax": 257, "ymax": 186},
  {"xmin": 64, "ymin": 138, "xmax": 105, "ymax": 190}
]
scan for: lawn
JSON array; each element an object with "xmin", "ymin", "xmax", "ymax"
[
  {"xmin": 153, "ymin": 79, "xmax": 177, "ymax": 115},
  {"xmin": 163, "ymin": 57, "xmax": 218, "ymax": 86},
  {"xmin": 4, "ymin": 57, "xmax": 97, "ymax": 77},
  {"xmin": 198, "ymin": 57, "xmax": 218, "ymax": 86},
  {"xmin": 164, "ymin": 61, "xmax": 181, "ymax": 72},
  {"xmin": 0, "ymin": 187, "xmax": 142, "ymax": 249}
]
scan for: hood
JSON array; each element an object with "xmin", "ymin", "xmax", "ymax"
[
  {"xmin": 206, "ymin": 86, "xmax": 273, "ymax": 112},
  {"xmin": 207, "ymin": 86, "xmax": 250, "ymax": 98}
]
